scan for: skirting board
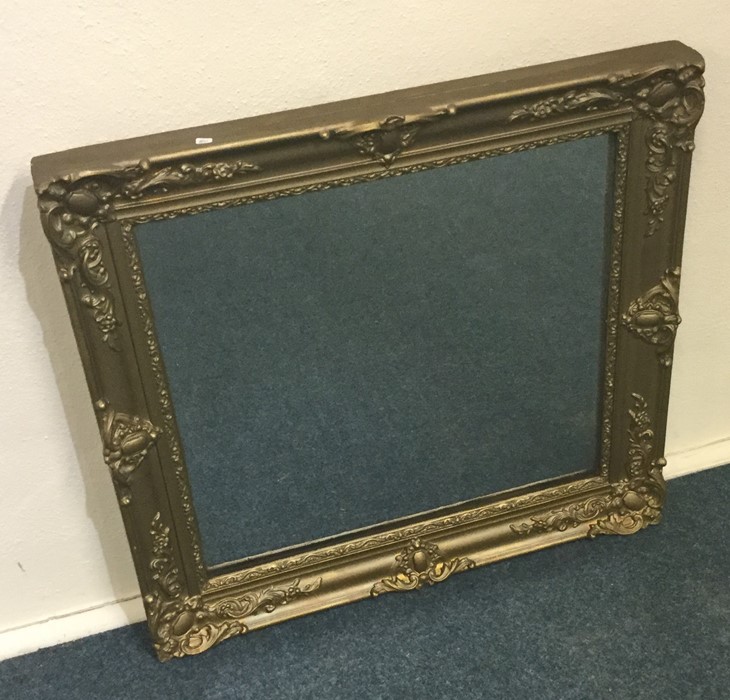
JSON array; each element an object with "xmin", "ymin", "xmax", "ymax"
[
  {"xmin": 664, "ymin": 436, "xmax": 730, "ymax": 479},
  {"xmin": 2, "ymin": 439, "xmax": 729, "ymax": 662},
  {"xmin": 0, "ymin": 596, "xmax": 145, "ymax": 663}
]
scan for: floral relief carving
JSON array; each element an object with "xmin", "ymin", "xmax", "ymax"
[
  {"xmin": 510, "ymin": 64, "xmax": 704, "ymax": 236},
  {"xmin": 96, "ymin": 400, "xmax": 160, "ymax": 505},
  {"xmin": 208, "ymin": 478, "xmax": 605, "ymax": 592},
  {"xmin": 36, "ymin": 158, "xmax": 259, "ymax": 347},
  {"xmin": 622, "ymin": 268, "xmax": 681, "ymax": 366},
  {"xmin": 509, "ymin": 87, "xmax": 625, "ymax": 120},
  {"xmin": 121, "ymin": 222, "xmax": 206, "ymax": 579},
  {"xmin": 37, "ymin": 178, "xmax": 123, "ymax": 348},
  {"xmin": 145, "ymin": 513, "xmax": 321, "ymax": 661},
  {"xmin": 631, "ymin": 67, "xmax": 704, "ymax": 236},
  {"xmin": 588, "ymin": 394, "xmax": 666, "ymax": 536},
  {"xmin": 511, "ymin": 394, "xmax": 666, "ymax": 537},
  {"xmin": 371, "ymin": 538, "xmax": 475, "ymax": 596}
]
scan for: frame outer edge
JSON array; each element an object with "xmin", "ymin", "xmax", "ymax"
[{"xmin": 29, "ymin": 42, "xmax": 706, "ymax": 660}]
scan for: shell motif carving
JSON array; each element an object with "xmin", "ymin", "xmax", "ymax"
[
  {"xmin": 321, "ymin": 106, "xmax": 456, "ymax": 167},
  {"xmin": 622, "ymin": 268, "xmax": 681, "ymax": 366},
  {"xmin": 96, "ymin": 400, "xmax": 160, "ymax": 505},
  {"xmin": 371, "ymin": 538, "xmax": 475, "ymax": 596}
]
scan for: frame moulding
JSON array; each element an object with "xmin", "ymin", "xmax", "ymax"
[{"xmin": 31, "ymin": 40, "xmax": 704, "ymax": 660}]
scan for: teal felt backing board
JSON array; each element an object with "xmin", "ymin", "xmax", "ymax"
[{"xmin": 135, "ymin": 133, "xmax": 614, "ymax": 565}]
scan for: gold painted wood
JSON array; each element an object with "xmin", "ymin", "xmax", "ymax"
[
  {"xmin": 511, "ymin": 394, "xmax": 666, "ymax": 536},
  {"xmin": 145, "ymin": 513, "xmax": 321, "ymax": 661},
  {"xmin": 96, "ymin": 399, "xmax": 160, "ymax": 506},
  {"xmin": 371, "ymin": 539, "xmax": 476, "ymax": 596},
  {"xmin": 623, "ymin": 268, "xmax": 682, "ymax": 366},
  {"xmin": 30, "ymin": 41, "xmax": 705, "ymax": 660}
]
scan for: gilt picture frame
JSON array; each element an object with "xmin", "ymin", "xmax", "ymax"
[{"xmin": 31, "ymin": 41, "xmax": 705, "ymax": 661}]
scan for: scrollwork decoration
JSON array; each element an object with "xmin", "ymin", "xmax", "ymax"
[
  {"xmin": 96, "ymin": 399, "xmax": 160, "ymax": 505},
  {"xmin": 589, "ymin": 394, "xmax": 666, "ymax": 536},
  {"xmin": 511, "ymin": 394, "xmax": 666, "ymax": 537},
  {"xmin": 321, "ymin": 106, "xmax": 456, "ymax": 167},
  {"xmin": 120, "ymin": 126, "xmax": 619, "ymax": 590},
  {"xmin": 632, "ymin": 68, "xmax": 704, "ymax": 236},
  {"xmin": 371, "ymin": 538, "xmax": 475, "ymax": 596},
  {"xmin": 509, "ymin": 87, "xmax": 625, "ymax": 120},
  {"xmin": 38, "ymin": 178, "xmax": 123, "ymax": 348},
  {"xmin": 36, "ymin": 158, "xmax": 260, "ymax": 347},
  {"xmin": 622, "ymin": 268, "xmax": 681, "ymax": 366},
  {"xmin": 208, "ymin": 476, "xmax": 605, "ymax": 592},
  {"xmin": 145, "ymin": 513, "xmax": 321, "ymax": 661},
  {"xmin": 510, "ymin": 64, "xmax": 704, "ymax": 236},
  {"xmin": 509, "ymin": 496, "xmax": 610, "ymax": 535}
]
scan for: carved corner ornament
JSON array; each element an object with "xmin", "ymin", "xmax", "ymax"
[
  {"xmin": 623, "ymin": 268, "xmax": 681, "ymax": 366},
  {"xmin": 321, "ymin": 105, "xmax": 457, "ymax": 167},
  {"xmin": 95, "ymin": 400, "xmax": 160, "ymax": 505},
  {"xmin": 371, "ymin": 538, "xmax": 475, "ymax": 596},
  {"xmin": 145, "ymin": 513, "xmax": 321, "ymax": 661},
  {"xmin": 510, "ymin": 64, "xmax": 704, "ymax": 237},
  {"xmin": 36, "ymin": 158, "xmax": 260, "ymax": 348},
  {"xmin": 511, "ymin": 394, "xmax": 666, "ymax": 537}
]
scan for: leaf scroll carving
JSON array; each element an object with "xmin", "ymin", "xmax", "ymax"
[
  {"xmin": 371, "ymin": 538, "xmax": 475, "ymax": 596},
  {"xmin": 509, "ymin": 87, "xmax": 625, "ymax": 121},
  {"xmin": 511, "ymin": 394, "xmax": 666, "ymax": 537},
  {"xmin": 36, "ymin": 158, "xmax": 260, "ymax": 347},
  {"xmin": 145, "ymin": 513, "xmax": 321, "ymax": 661},
  {"xmin": 510, "ymin": 64, "xmax": 705, "ymax": 237}
]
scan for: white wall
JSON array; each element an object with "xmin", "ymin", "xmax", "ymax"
[{"xmin": 1, "ymin": 1, "xmax": 728, "ymax": 659}]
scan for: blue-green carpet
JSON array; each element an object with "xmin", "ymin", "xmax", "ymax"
[
  {"xmin": 2, "ymin": 465, "xmax": 728, "ymax": 699},
  {"xmin": 135, "ymin": 134, "xmax": 613, "ymax": 564}
]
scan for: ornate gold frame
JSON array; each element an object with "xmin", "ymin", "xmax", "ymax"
[{"xmin": 31, "ymin": 41, "xmax": 705, "ymax": 661}]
